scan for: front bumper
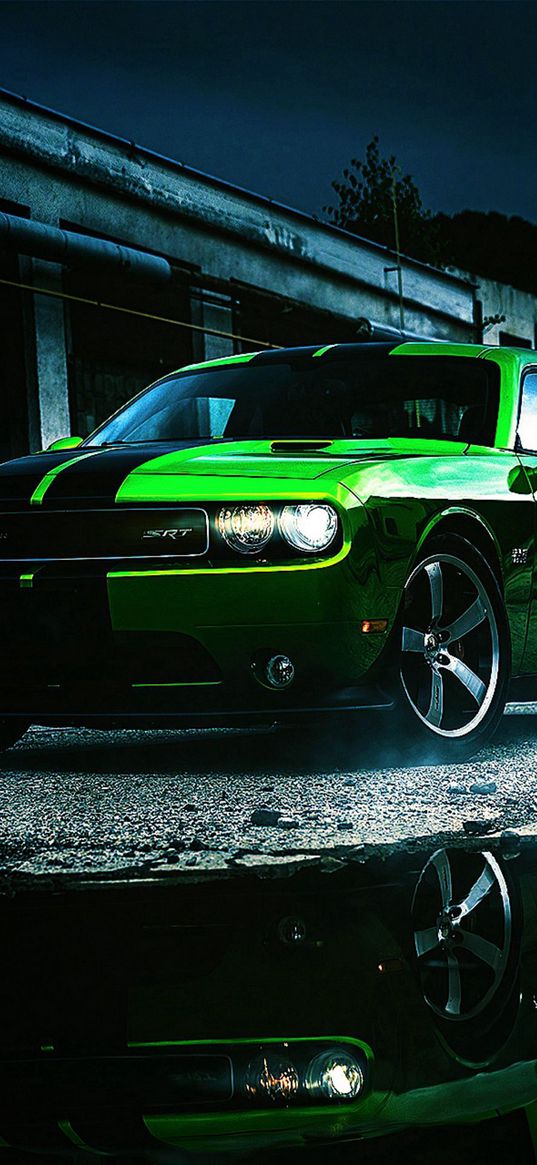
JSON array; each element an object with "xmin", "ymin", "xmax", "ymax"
[
  {"xmin": 3, "ymin": 1043, "xmax": 537, "ymax": 1156},
  {"xmin": 0, "ymin": 1038, "xmax": 377, "ymax": 1156},
  {"xmin": 0, "ymin": 549, "xmax": 399, "ymax": 723}
]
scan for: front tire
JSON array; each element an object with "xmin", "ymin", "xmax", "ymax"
[
  {"xmin": 411, "ymin": 847, "xmax": 521, "ymax": 1064},
  {"xmin": 396, "ymin": 535, "xmax": 510, "ymax": 762}
]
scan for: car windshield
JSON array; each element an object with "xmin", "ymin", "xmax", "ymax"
[{"xmin": 86, "ymin": 353, "xmax": 499, "ymax": 447}]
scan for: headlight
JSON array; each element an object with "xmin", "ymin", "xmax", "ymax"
[
  {"xmin": 305, "ymin": 1048, "xmax": 364, "ymax": 1101},
  {"xmin": 217, "ymin": 504, "xmax": 274, "ymax": 554},
  {"xmin": 243, "ymin": 1053, "xmax": 300, "ymax": 1104},
  {"xmin": 279, "ymin": 503, "xmax": 338, "ymax": 553}
]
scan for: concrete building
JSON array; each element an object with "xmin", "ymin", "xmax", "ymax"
[
  {"xmin": 463, "ymin": 273, "xmax": 537, "ymax": 350},
  {"xmin": 0, "ymin": 87, "xmax": 534, "ymax": 461}
]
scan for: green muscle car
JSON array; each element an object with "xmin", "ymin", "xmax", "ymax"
[{"xmin": 1, "ymin": 338, "xmax": 537, "ymax": 760}]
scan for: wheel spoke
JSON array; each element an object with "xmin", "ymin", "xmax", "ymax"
[
  {"xmin": 415, "ymin": 926, "xmax": 440, "ymax": 957},
  {"xmin": 401, "ymin": 552, "xmax": 499, "ymax": 738},
  {"xmin": 402, "ymin": 627, "xmax": 424, "ymax": 653},
  {"xmin": 459, "ymin": 930, "xmax": 502, "ymax": 972},
  {"xmin": 458, "ymin": 862, "xmax": 496, "ymax": 918},
  {"xmin": 445, "ymin": 597, "xmax": 487, "ymax": 643},
  {"xmin": 425, "ymin": 669, "xmax": 443, "ymax": 727},
  {"xmin": 443, "ymin": 655, "xmax": 486, "ymax": 706},
  {"xmin": 425, "ymin": 562, "xmax": 444, "ymax": 622},
  {"xmin": 445, "ymin": 953, "xmax": 461, "ymax": 1016},
  {"xmin": 432, "ymin": 849, "xmax": 453, "ymax": 908}
]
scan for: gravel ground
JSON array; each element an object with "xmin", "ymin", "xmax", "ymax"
[
  {"xmin": 1, "ymin": 711, "xmax": 537, "ymax": 884},
  {"xmin": 2, "ymin": 718, "xmax": 537, "ymax": 1165}
]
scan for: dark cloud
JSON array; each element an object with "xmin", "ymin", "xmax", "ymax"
[{"xmin": 0, "ymin": 0, "xmax": 535, "ymax": 220}]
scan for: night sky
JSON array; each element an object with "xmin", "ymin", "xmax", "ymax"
[{"xmin": 0, "ymin": 0, "xmax": 535, "ymax": 223}]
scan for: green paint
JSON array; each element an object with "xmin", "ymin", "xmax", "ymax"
[
  {"xmin": 46, "ymin": 436, "xmax": 84, "ymax": 452},
  {"xmin": 0, "ymin": 339, "xmax": 534, "ymax": 740},
  {"xmin": 179, "ymin": 352, "xmax": 257, "ymax": 372},
  {"xmin": 58, "ymin": 1119, "xmax": 107, "ymax": 1154},
  {"xmin": 107, "ymin": 535, "xmax": 351, "ymax": 579},
  {"xmin": 391, "ymin": 341, "xmax": 488, "ymax": 358},
  {"xmin": 483, "ymin": 347, "xmax": 532, "ymax": 450},
  {"xmin": 134, "ymin": 1036, "xmax": 374, "ymax": 1142},
  {"xmin": 30, "ymin": 451, "xmax": 100, "ymax": 505},
  {"xmin": 108, "ymin": 427, "xmax": 532, "ymax": 685},
  {"xmin": 128, "ymin": 1034, "xmax": 370, "ymax": 1051},
  {"xmin": 114, "ymin": 444, "xmax": 356, "ymax": 496},
  {"xmin": 312, "ymin": 344, "xmax": 338, "ymax": 357},
  {"xmin": 19, "ymin": 573, "xmax": 34, "ymax": 589}
]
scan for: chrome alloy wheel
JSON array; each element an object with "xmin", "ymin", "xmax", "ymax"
[
  {"xmin": 412, "ymin": 849, "xmax": 512, "ymax": 1021},
  {"xmin": 400, "ymin": 553, "xmax": 500, "ymax": 738}
]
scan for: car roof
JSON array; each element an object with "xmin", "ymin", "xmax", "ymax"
[{"xmin": 179, "ymin": 340, "xmax": 532, "ymax": 375}]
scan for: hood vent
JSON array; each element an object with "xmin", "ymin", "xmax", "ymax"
[{"xmin": 270, "ymin": 440, "xmax": 334, "ymax": 455}]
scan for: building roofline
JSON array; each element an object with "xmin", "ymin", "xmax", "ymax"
[{"xmin": 0, "ymin": 85, "xmax": 472, "ymax": 291}]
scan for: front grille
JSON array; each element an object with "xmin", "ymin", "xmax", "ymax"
[
  {"xmin": 0, "ymin": 1052, "xmax": 234, "ymax": 1113},
  {"xmin": 0, "ymin": 508, "xmax": 209, "ymax": 561},
  {"xmin": 0, "ymin": 583, "xmax": 221, "ymax": 693}
]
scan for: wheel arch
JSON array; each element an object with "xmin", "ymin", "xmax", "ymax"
[{"xmin": 416, "ymin": 508, "xmax": 504, "ymax": 592}]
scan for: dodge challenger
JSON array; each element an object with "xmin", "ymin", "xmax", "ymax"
[{"xmin": 1, "ymin": 338, "xmax": 537, "ymax": 761}]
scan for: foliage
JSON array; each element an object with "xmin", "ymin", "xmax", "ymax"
[
  {"xmin": 325, "ymin": 137, "xmax": 537, "ymax": 295},
  {"xmin": 324, "ymin": 136, "xmax": 442, "ymax": 266}
]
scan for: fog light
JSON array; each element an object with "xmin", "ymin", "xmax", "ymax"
[
  {"xmin": 244, "ymin": 1053, "xmax": 299, "ymax": 1104},
  {"xmin": 266, "ymin": 654, "xmax": 295, "ymax": 689},
  {"xmin": 278, "ymin": 916, "xmax": 307, "ymax": 945},
  {"xmin": 306, "ymin": 1048, "xmax": 364, "ymax": 1102}
]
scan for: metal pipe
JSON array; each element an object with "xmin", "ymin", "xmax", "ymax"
[
  {"xmin": 355, "ymin": 316, "xmax": 434, "ymax": 343},
  {"xmin": 0, "ymin": 212, "xmax": 172, "ymax": 283}
]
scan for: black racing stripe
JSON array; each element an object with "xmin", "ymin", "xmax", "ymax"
[
  {"xmin": 314, "ymin": 342, "xmax": 397, "ymax": 362},
  {"xmin": 0, "ymin": 451, "xmax": 93, "ymax": 504},
  {"xmin": 251, "ymin": 346, "xmax": 320, "ymax": 366},
  {"xmin": 250, "ymin": 342, "xmax": 397, "ymax": 367},
  {"xmin": 39, "ymin": 441, "xmax": 217, "ymax": 506}
]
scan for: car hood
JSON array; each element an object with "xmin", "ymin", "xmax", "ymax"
[{"xmin": 0, "ymin": 437, "xmax": 467, "ymax": 505}]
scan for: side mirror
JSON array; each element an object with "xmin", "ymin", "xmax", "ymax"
[{"xmin": 46, "ymin": 436, "xmax": 84, "ymax": 452}]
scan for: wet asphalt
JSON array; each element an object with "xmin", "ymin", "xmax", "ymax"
[{"xmin": 1, "ymin": 710, "xmax": 537, "ymax": 885}]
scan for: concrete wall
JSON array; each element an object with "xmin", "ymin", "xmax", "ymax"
[
  {"xmin": 477, "ymin": 277, "xmax": 536, "ymax": 348},
  {"xmin": 0, "ymin": 90, "xmax": 535, "ymax": 450},
  {"xmin": 0, "ymin": 94, "xmax": 476, "ymax": 339}
]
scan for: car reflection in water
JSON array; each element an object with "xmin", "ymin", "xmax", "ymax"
[{"xmin": 2, "ymin": 836, "xmax": 537, "ymax": 1163}]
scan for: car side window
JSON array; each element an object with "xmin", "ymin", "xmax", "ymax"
[{"xmin": 518, "ymin": 372, "xmax": 537, "ymax": 452}]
